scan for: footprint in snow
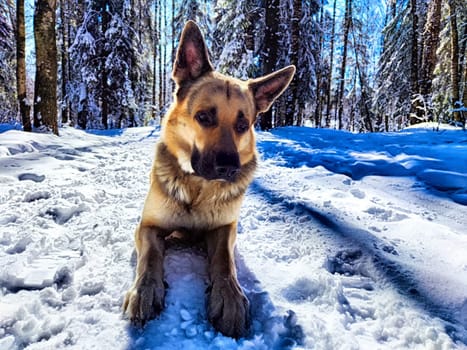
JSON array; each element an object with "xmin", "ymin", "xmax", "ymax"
[
  {"xmin": 43, "ymin": 204, "xmax": 89, "ymax": 225},
  {"xmin": 18, "ymin": 173, "xmax": 45, "ymax": 182},
  {"xmin": 364, "ymin": 206, "xmax": 408, "ymax": 222},
  {"xmin": 350, "ymin": 188, "xmax": 366, "ymax": 199},
  {"xmin": 282, "ymin": 277, "xmax": 322, "ymax": 303},
  {"xmin": 325, "ymin": 249, "xmax": 372, "ymax": 278}
]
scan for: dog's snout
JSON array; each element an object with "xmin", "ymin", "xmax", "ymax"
[
  {"xmin": 215, "ymin": 152, "xmax": 240, "ymax": 181},
  {"xmin": 215, "ymin": 165, "xmax": 240, "ymax": 180}
]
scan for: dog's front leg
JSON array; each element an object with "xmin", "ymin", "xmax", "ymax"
[
  {"xmin": 205, "ymin": 223, "xmax": 249, "ymax": 338},
  {"xmin": 123, "ymin": 224, "xmax": 166, "ymax": 327}
]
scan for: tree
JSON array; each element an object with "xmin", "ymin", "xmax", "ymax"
[
  {"xmin": 285, "ymin": 0, "xmax": 301, "ymax": 126},
  {"xmin": 16, "ymin": 0, "xmax": 30, "ymax": 131},
  {"xmin": 33, "ymin": 0, "xmax": 58, "ymax": 135},
  {"xmin": 128, "ymin": 0, "xmax": 153, "ymax": 125},
  {"xmin": 418, "ymin": 0, "xmax": 442, "ymax": 122},
  {"xmin": 0, "ymin": 0, "xmax": 16, "ymax": 124},
  {"xmin": 336, "ymin": 0, "xmax": 352, "ymax": 130},
  {"xmin": 213, "ymin": 0, "xmax": 257, "ymax": 79},
  {"xmin": 152, "ymin": 0, "xmax": 158, "ymax": 120},
  {"xmin": 259, "ymin": 0, "xmax": 280, "ymax": 130},
  {"xmin": 409, "ymin": 0, "xmax": 420, "ymax": 125},
  {"xmin": 314, "ymin": 3, "xmax": 326, "ymax": 128},
  {"xmin": 447, "ymin": 0, "xmax": 460, "ymax": 123},
  {"xmin": 373, "ymin": 0, "xmax": 418, "ymax": 130},
  {"xmin": 350, "ymin": 13, "xmax": 374, "ymax": 132},
  {"xmin": 69, "ymin": 1, "xmax": 146, "ymax": 129},
  {"xmin": 58, "ymin": 0, "xmax": 70, "ymax": 125},
  {"xmin": 325, "ymin": 0, "xmax": 337, "ymax": 128},
  {"xmin": 297, "ymin": 0, "xmax": 321, "ymax": 126},
  {"xmin": 69, "ymin": 3, "xmax": 100, "ymax": 129}
]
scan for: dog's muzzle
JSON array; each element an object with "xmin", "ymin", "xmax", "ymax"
[
  {"xmin": 191, "ymin": 148, "xmax": 240, "ymax": 182},
  {"xmin": 215, "ymin": 152, "xmax": 240, "ymax": 181}
]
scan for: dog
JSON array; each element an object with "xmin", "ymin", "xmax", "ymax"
[{"xmin": 123, "ymin": 20, "xmax": 295, "ymax": 338}]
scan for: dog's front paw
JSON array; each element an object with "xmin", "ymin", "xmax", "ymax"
[
  {"xmin": 123, "ymin": 275, "xmax": 165, "ymax": 327},
  {"xmin": 207, "ymin": 276, "xmax": 250, "ymax": 338}
]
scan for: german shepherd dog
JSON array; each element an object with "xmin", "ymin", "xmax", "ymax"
[{"xmin": 123, "ymin": 21, "xmax": 295, "ymax": 338}]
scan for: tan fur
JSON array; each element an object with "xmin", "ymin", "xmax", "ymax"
[{"xmin": 123, "ymin": 20, "xmax": 295, "ymax": 339}]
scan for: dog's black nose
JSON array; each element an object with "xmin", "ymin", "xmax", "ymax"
[
  {"xmin": 215, "ymin": 152, "xmax": 240, "ymax": 181},
  {"xmin": 215, "ymin": 165, "xmax": 240, "ymax": 180}
]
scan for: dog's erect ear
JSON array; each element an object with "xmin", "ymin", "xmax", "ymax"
[
  {"xmin": 248, "ymin": 66, "xmax": 296, "ymax": 113},
  {"xmin": 172, "ymin": 21, "xmax": 213, "ymax": 86}
]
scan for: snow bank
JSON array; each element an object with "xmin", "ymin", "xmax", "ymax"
[{"xmin": 260, "ymin": 127, "xmax": 467, "ymax": 205}]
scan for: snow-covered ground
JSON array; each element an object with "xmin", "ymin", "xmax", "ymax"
[{"xmin": 0, "ymin": 124, "xmax": 466, "ymax": 350}]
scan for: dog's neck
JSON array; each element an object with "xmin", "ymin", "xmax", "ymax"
[{"xmin": 152, "ymin": 142, "xmax": 257, "ymax": 207}]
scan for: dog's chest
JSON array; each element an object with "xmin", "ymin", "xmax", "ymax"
[
  {"xmin": 169, "ymin": 182, "xmax": 242, "ymax": 229},
  {"xmin": 144, "ymin": 178, "xmax": 243, "ymax": 231}
]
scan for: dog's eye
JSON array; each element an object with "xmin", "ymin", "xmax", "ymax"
[
  {"xmin": 195, "ymin": 109, "xmax": 217, "ymax": 128},
  {"xmin": 235, "ymin": 112, "xmax": 250, "ymax": 134}
]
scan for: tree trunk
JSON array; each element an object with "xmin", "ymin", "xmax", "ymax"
[
  {"xmin": 16, "ymin": 0, "xmax": 31, "ymax": 131},
  {"xmin": 409, "ymin": 0, "xmax": 420, "ymax": 125},
  {"xmin": 285, "ymin": 0, "xmax": 300, "ymax": 126},
  {"xmin": 101, "ymin": 2, "xmax": 110, "ymax": 129},
  {"xmin": 419, "ymin": 0, "xmax": 441, "ymax": 121},
  {"xmin": 259, "ymin": 0, "xmax": 280, "ymax": 131},
  {"xmin": 390, "ymin": 0, "xmax": 396, "ymax": 18},
  {"xmin": 462, "ymin": 34, "xmax": 467, "ymax": 119},
  {"xmin": 33, "ymin": 0, "xmax": 58, "ymax": 135},
  {"xmin": 325, "ymin": 0, "xmax": 336, "ymax": 128},
  {"xmin": 158, "ymin": 1, "xmax": 163, "ymax": 117},
  {"xmin": 152, "ymin": 0, "xmax": 158, "ymax": 120},
  {"xmin": 448, "ymin": 0, "xmax": 460, "ymax": 122},
  {"xmin": 314, "ymin": 3, "xmax": 324, "ymax": 128},
  {"xmin": 460, "ymin": 22, "xmax": 467, "ymax": 120},
  {"xmin": 245, "ymin": 7, "xmax": 255, "ymax": 52},
  {"xmin": 59, "ymin": 0, "xmax": 69, "ymax": 124},
  {"xmin": 336, "ymin": 0, "xmax": 352, "ymax": 130},
  {"xmin": 162, "ymin": 0, "xmax": 167, "ymax": 108},
  {"xmin": 352, "ymin": 31, "xmax": 373, "ymax": 132}
]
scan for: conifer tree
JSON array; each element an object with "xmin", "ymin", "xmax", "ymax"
[
  {"xmin": 431, "ymin": 0, "xmax": 465, "ymax": 124},
  {"xmin": 374, "ymin": 0, "xmax": 418, "ymax": 130},
  {"xmin": 336, "ymin": 0, "xmax": 352, "ymax": 130},
  {"xmin": 0, "ymin": 0, "xmax": 17, "ymax": 124},
  {"xmin": 213, "ymin": 0, "xmax": 258, "ymax": 79},
  {"xmin": 325, "ymin": 0, "xmax": 337, "ymax": 128},
  {"xmin": 297, "ymin": 0, "xmax": 321, "ymax": 126},
  {"xmin": 447, "ymin": 0, "xmax": 460, "ymax": 123},
  {"xmin": 259, "ymin": 0, "xmax": 281, "ymax": 130},
  {"xmin": 418, "ymin": 0, "xmax": 442, "ymax": 122}
]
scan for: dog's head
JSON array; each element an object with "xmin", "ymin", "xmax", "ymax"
[{"xmin": 162, "ymin": 21, "xmax": 295, "ymax": 182}]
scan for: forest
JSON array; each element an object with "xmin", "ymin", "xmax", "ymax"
[{"xmin": 0, "ymin": 0, "xmax": 466, "ymax": 135}]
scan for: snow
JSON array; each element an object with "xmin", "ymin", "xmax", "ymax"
[{"xmin": 0, "ymin": 124, "xmax": 466, "ymax": 349}]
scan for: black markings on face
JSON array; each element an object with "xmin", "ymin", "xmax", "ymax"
[{"xmin": 235, "ymin": 111, "xmax": 250, "ymax": 134}]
